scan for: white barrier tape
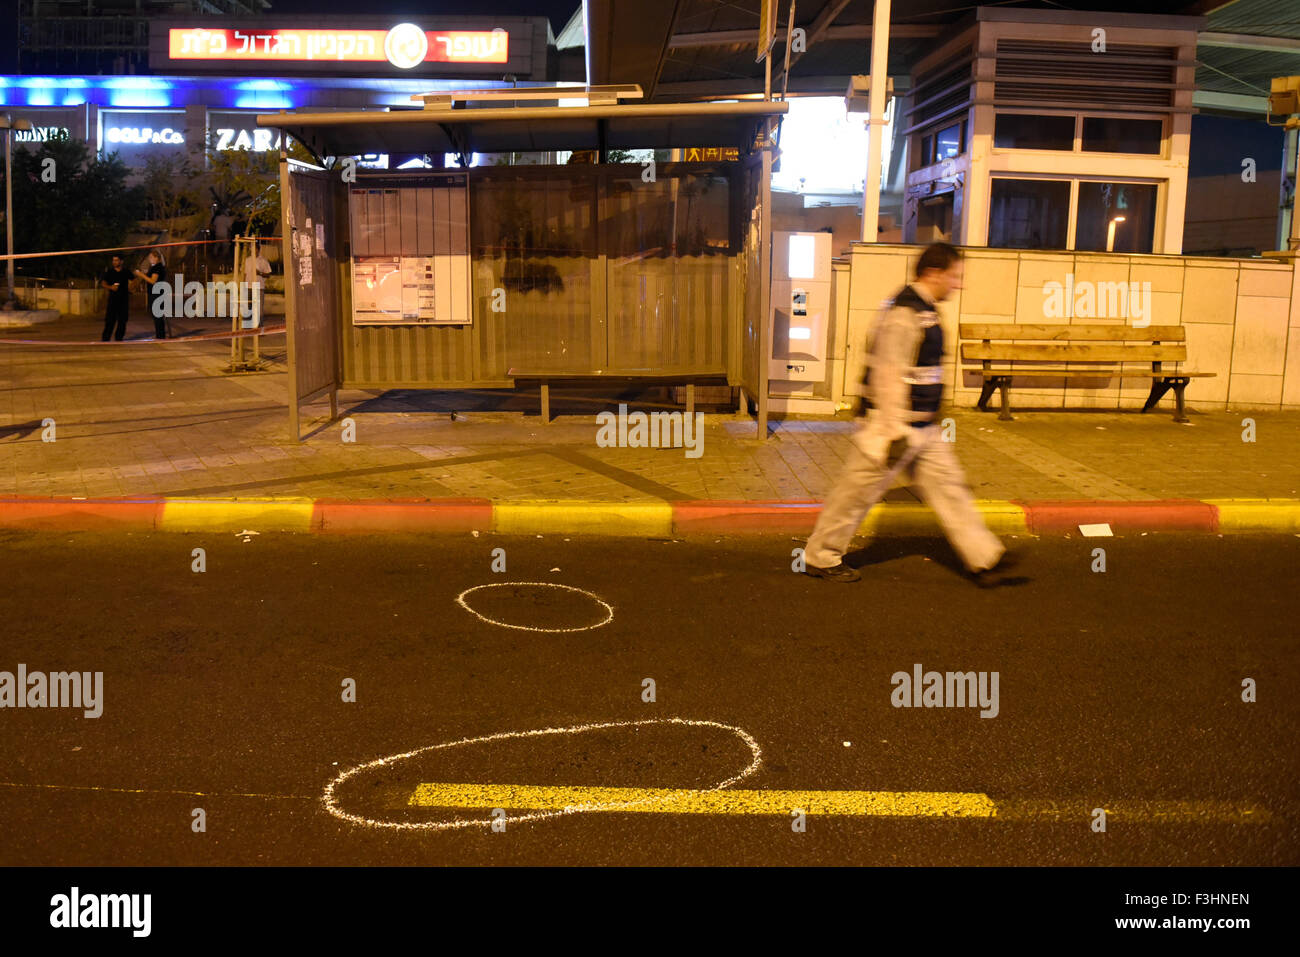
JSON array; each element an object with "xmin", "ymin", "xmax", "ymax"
[
  {"xmin": 0, "ymin": 324, "xmax": 286, "ymax": 346},
  {"xmin": 0, "ymin": 237, "xmax": 282, "ymax": 262}
]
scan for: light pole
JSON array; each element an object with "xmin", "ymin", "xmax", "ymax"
[
  {"xmin": 1105, "ymin": 215, "xmax": 1127, "ymax": 253},
  {"xmin": 1, "ymin": 115, "xmax": 35, "ymax": 310}
]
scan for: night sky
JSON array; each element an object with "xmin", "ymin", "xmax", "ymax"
[{"xmin": 263, "ymin": 0, "xmax": 581, "ymax": 32}]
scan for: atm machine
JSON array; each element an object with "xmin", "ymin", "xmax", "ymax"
[{"xmin": 768, "ymin": 230, "xmax": 835, "ymax": 413}]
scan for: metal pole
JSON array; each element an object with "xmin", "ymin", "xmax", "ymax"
[
  {"xmin": 4, "ymin": 125, "xmax": 14, "ymax": 307},
  {"xmin": 860, "ymin": 0, "xmax": 891, "ymax": 242},
  {"xmin": 780, "ymin": 0, "xmax": 797, "ymax": 101},
  {"xmin": 1284, "ymin": 126, "xmax": 1294, "ymax": 250}
]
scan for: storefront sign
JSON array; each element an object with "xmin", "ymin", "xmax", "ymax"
[
  {"xmin": 209, "ymin": 112, "xmax": 282, "ymax": 152},
  {"xmin": 14, "ymin": 126, "xmax": 71, "ymax": 144},
  {"xmin": 168, "ymin": 25, "xmax": 508, "ymax": 68},
  {"xmin": 105, "ymin": 126, "xmax": 185, "ymax": 145},
  {"xmin": 99, "ymin": 111, "xmax": 189, "ymax": 165}
]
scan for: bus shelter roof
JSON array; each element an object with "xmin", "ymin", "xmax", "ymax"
[{"xmin": 256, "ymin": 100, "xmax": 788, "ymax": 161}]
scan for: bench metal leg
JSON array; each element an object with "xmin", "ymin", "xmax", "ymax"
[
  {"xmin": 686, "ymin": 383, "xmax": 695, "ymax": 419},
  {"xmin": 540, "ymin": 382, "xmax": 550, "ymax": 424},
  {"xmin": 997, "ymin": 378, "xmax": 1013, "ymax": 421},
  {"xmin": 977, "ymin": 379, "xmax": 998, "ymax": 411},
  {"xmin": 1172, "ymin": 377, "xmax": 1190, "ymax": 423}
]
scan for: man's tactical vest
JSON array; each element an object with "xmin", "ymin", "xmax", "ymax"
[{"xmin": 862, "ymin": 284, "xmax": 945, "ymax": 424}]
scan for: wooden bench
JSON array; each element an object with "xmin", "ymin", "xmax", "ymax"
[
  {"xmin": 507, "ymin": 369, "xmax": 726, "ymax": 423},
  {"xmin": 959, "ymin": 324, "xmax": 1215, "ymax": 423}
]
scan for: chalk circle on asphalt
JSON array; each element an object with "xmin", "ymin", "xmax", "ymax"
[
  {"xmin": 456, "ymin": 582, "xmax": 614, "ymax": 633},
  {"xmin": 321, "ymin": 717, "xmax": 763, "ymax": 832}
]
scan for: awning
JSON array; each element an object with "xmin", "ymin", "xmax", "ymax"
[{"xmin": 256, "ymin": 100, "xmax": 788, "ymax": 159}]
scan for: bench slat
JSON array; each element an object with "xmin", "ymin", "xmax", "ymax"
[
  {"xmin": 958, "ymin": 323, "xmax": 1185, "ymax": 341},
  {"xmin": 961, "ymin": 343, "xmax": 1187, "ymax": 362}
]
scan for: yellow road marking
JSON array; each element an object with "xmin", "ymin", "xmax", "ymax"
[
  {"xmin": 993, "ymin": 799, "xmax": 1271, "ymax": 823},
  {"xmin": 407, "ymin": 784, "xmax": 1270, "ymax": 822},
  {"xmin": 409, "ymin": 783, "xmax": 995, "ymax": 816}
]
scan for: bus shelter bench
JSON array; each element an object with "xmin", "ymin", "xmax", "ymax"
[
  {"xmin": 506, "ymin": 370, "xmax": 727, "ymax": 423},
  {"xmin": 958, "ymin": 323, "xmax": 1216, "ymax": 424}
]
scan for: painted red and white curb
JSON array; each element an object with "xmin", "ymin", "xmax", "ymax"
[{"xmin": 0, "ymin": 495, "xmax": 1296, "ymax": 535}]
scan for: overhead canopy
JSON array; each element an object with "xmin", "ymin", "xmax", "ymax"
[
  {"xmin": 256, "ymin": 100, "xmax": 788, "ymax": 160},
  {"xmin": 584, "ymin": 0, "xmax": 1300, "ymax": 115}
]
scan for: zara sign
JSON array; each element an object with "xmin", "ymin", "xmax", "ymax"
[{"xmin": 209, "ymin": 113, "xmax": 284, "ymax": 152}]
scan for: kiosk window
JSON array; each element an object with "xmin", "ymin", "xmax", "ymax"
[
  {"xmin": 934, "ymin": 122, "xmax": 964, "ymax": 160},
  {"xmin": 1074, "ymin": 182, "xmax": 1157, "ymax": 253},
  {"xmin": 987, "ymin": 178, "xmax": 1071, "ymax": 250},
  {"xmin": 1082, "ymin": 117, "xmax": 1163, "ymax": 155},
  {"xmin": 994, "ymin": 114, "xmax": 1075, "ymax": 151}
]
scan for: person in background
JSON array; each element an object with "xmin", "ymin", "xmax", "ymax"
[
  {"xmin": 242, "ymin": 240, "xmax": 272, "ymax": 327},
  {"xmin": 99, "ymin": 254, "xmax": 132, "ymax": 342},
  {"xmin": 132, "ymin": 249, "xmax": 170, "ymax": 339},
  {"xmin": 213, "ymin": 208, "xmax": 234, "ymax": 268}
]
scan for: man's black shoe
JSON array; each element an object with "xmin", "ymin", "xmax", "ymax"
[
  {"xmin": 805, "ymin": 563, "xmax": 861, "ymax": 583},
  {"xmin": 968, "ymin": 549, "xmax": 1021, "ymax": 588}
]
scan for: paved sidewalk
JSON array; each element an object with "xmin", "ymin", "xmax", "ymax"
[{"xmin": 3, "ymin": 316, "xmax": 1300, "ymax": 532}]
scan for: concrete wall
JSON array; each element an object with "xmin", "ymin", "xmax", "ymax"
[{"xmin": 839, "ymin": 243, "xmax": 1300, "ymax": 412}]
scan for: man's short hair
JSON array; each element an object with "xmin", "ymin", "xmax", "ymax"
[{"xmin": 915, "ymin": 242, "xmax": 962, "ymax": 279}]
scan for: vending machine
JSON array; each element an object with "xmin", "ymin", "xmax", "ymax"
[{"xmin": 769, "ymin": 231, "xmax": 833, "ymax": 404}]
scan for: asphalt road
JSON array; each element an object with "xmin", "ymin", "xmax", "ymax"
[{"xmin": 0, "ymin": 529, "xmax": 1295, "ymax": 866}]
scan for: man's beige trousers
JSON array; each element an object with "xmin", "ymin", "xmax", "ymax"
[{"xmin": 804, "ymin": 423, "xmax": 1005, "ymax": 573}]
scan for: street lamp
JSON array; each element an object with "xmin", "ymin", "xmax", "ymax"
[
  {"xmin": 1, "ymin": 115, "xmax": 35, "ymax": 310},
  {"xmin": 1105, "ymin": 215, "xmax": 1127, "ymax": 253}
]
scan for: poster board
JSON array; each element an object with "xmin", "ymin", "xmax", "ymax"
[{"xmin": 348, "ymin": 173, "xmax": 471, "ymax": 325}]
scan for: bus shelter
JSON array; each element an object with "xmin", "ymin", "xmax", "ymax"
[{"xmin": 257, "ymin": 96, "xmax": 788, "ymax": 439}]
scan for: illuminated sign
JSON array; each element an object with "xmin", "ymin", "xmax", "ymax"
[
  {"xmin": 15, "ymin": 126, "xmax": 70, "ymax": 143},
  {"xmin": 106, "ymin": 126, "xmax": 185, "ymax": 145},
  {"xmin": 684, "ymin": 147, "xmax": 741, "ymax": 162},
  {"xmin": 168, "ymin": 26, "xmax": 508, "ymax": 67},
  {"xmin": 99, "ymin": 111, "xmax": 189, "ymax": 165},
  {"xmin": 215, "ymin": 127, "xmax": 279, "ymax": 151}
]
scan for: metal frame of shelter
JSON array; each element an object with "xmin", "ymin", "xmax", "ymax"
[{"xmin": 259, "ymin": 94, "xmax": 787, "ymax": 441}]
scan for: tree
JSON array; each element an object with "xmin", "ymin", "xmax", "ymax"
[
  {"xmin": 4, "ymin": 132, "xmax": 143, "ymax": 281},
  {"xmin": 205, "ymin": 131, "xmax": 280, "ymax": 236},
  {"xmin": 140, "ymin": 152, "xmax": 205, "ymax": 243}
]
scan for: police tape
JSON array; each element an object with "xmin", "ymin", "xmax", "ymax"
[
  {"xmin": 0, "ymin": 237, "xmax": 282, "ymax": 262},
  {"xmin": 0, "ymin": 324, "xmax": 286, "ymax": 346}
]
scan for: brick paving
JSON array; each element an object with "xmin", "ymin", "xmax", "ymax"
[{"xmin": 5, "ymin": 314, "xmax": 1300, "ymax": 504}]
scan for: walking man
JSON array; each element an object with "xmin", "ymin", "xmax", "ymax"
[
  {"xmin": 99, "ymin": 254, "xmax": 132, "ymax": 342},
  {"xmin": 804, "ymin": 242, "xmax": 1015, "ymax": 586}
]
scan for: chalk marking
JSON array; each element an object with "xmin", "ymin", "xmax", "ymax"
[
  {"xmin": 455, "ymin": 582, "xmax": 614, "ymax": 633},
  {"xmin": 321, "ymin": 717, "xmax": 762, "ymax": 831},
  {"xmin": 409, "ymin": 783, "xmax": 994, "ymax": 817},
  {"xmin": 0, "ymin": 781, "xmax": 312, "ymax": 800}
]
